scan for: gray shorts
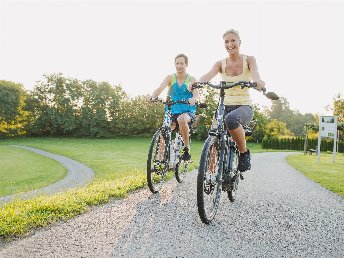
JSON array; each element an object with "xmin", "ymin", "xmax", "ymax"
[{"xmin": 224, "ymin": 105, "xmax": 253, "ymax": 130}]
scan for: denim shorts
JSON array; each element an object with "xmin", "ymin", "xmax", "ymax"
[{"xmin": 171, "ymin": 112, "xmax": 196, "ymax": 129}]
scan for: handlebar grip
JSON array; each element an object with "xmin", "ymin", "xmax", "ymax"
[
  {"xmin": 198, "ymin": 102, "xmax": 208, "ymax": 108},
  {"xmin": 191, "ymin": 82, "xmax": 204, "ymax": 90}
]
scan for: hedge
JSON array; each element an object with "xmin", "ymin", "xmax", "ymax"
[{"xmin": 262, "ymin": 137, "xmax": 344, "ymax": 153}]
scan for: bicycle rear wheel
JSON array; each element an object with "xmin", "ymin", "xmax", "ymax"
[
  {"xmin": 147, "ymin": 129, "xmax": 169, "ymax": 193},
  {"xmin": 175, "ymin": 159, "xmax": 188, "ymax": 183},
  {"xmin": 197, "ymin": 136, "xmax": 223, "ymax": 224},
  {"xmin": 227, "ymin": 147, "xmax": 240, "ymax": 202}
]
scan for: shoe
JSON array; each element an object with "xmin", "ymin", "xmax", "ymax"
[
  {"xmin": 182, "ymin": 147, "xmax": 191, "ymax": 161},
  {"xmin": 238, "ymin": 149, "xmax": 251, "ymax": 172}
]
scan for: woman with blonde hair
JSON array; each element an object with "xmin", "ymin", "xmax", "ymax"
[{"xmin": 194, "ymin": 29, "xmax": 265, "ymax": 171}]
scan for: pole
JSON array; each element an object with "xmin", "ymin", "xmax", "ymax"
[{"xmin": 333, "ymin": 117, "xmax": 338, "ymax": 163}]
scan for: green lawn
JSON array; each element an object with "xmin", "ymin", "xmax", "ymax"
[
  {"xmin": 0, "ymin": 145, "xmax": 67, "ymax": 196},
  {"xmin": 0, "ymin": 137, "xmax": 282, "ymax": 196},
  {"xmin": 1, "ymin": 137, "xmax": 342, "ymax": 238},
  {"xmin": 287, "ymin": 153, "xmax": 344, "ymax": 197},
  {"xmin": 1, "ymin": 137, "xmax": 204, "ymax": 178}
]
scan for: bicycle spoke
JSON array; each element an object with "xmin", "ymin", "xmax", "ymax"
[{"xmin": 147, "ymin": 130, "xmax": 169, "ymax": 193}]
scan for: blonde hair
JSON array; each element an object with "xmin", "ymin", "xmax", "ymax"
[
  {"xmin": 175, "ymin": 53, "xmax": 188, "ymax": 66},
  {"xmin": 223, "ymin": 29, "xmax": 241, "ymax": 44}
]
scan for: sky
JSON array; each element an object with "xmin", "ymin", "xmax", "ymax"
[{"xmin": 1, "ymin": 0, "xmax": 343, "ymax": 115}]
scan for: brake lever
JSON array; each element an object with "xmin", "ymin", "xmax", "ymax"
[{"xmin": 261, "ymin": 87, "xmax": 279, "ymax": 100}]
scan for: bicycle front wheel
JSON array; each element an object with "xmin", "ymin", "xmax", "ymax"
[
  {"xmin": 175, "ymin": 137, "xmax": 187, "ymax": 183},
  {"xmin": 227, "ymin": 147, "xmax": 240, "ymax": 202},
  {"xmin": 197, "ymin": 136, "xmax": 223, "ymax": 224},
  {"xmin": 147, "ymin": 129, "xmax": 169, "ymax": 193}
]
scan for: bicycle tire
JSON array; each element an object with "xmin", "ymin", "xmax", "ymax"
[
  {"xmin": 175, "ymin": 159, "xmax": 188, "ymax": 183},
  {"xmin": 175, "ymin": 138, "xmax": 187, "ymax": 183},
  {"xmin": 227, "ymin": 147, "xmax": 240, "ymax": 202},
  {"xmin": 197, "ymin": 136, "xmax": 223, "ymax": 224},
  {"xmin": 147, "ymin": 129, "xmax": 170, "ymax": 193}
]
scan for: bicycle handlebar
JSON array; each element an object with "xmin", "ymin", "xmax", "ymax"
[
  {"xmin": 192, "ymin": 80, "xmax": 257, "ymax": 90},
  {"xmin": 192, "ymin": 81, "xmax": 279, "ymax": 100},
  {"xmin": 150, "ymin": 98, "xmax": 207, "ymax": 108}
]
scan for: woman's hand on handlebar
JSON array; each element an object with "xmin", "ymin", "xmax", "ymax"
[
  {"xmin": 188, "ymin": 97, "xmax": 196, "ymax": 105},
  {"xmin": 255, "ymin": 80, "xmax": 265, "ymax": 91}
]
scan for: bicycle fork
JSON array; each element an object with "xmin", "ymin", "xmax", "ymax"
[
  {"xmin": 223, "ymin": 138, "xmax": 243, "ymax": 191},
  {"xmin": 169, "ymin": 132, "xmax": 183, "ymax": 169}
]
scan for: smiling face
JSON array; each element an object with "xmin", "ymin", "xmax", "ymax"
[
  {"xmin": 224, "ymin": 32, "xmax": 241, "ymax": 55},
  {"xmin": 174, "ymin": 56, "xmax": 187, "ymax": 74}
]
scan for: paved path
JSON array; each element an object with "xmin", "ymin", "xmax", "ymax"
[
  {"xmin": 0, "ymin": 152, "xmax": 343, "ymax": 257},
  {"xmin": 0, "ymin": 145, "xmax": 95, "ymax": 205}
]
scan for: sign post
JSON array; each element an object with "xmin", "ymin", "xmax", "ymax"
[{"xmin": 318, "ymin": 116, "xmax": 338, "ymax": 163}]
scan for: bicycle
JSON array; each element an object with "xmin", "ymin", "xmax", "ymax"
[
  {"xmin": 192, "ymin": 81, "xmax": 279, "ymax": 224},
  {"xmin": 147, "ymin": 98, "xmax": 206, "ymax": 193}
]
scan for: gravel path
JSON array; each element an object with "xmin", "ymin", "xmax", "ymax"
[
  {"xmin": 0, "ymin": 145, "xmax": 95, "ymax": 205},
  {"xmin": 0, "ymin": 152, "xmax": 343, "ymax": 257}
]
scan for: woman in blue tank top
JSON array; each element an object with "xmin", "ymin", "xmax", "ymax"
[{"xmin": 150, "ymin": 54, "xmax": 199, "ymax": 161}]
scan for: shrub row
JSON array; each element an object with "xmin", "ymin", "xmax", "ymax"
[{"xmin": 262, "ymin": 137, "xmax": 344, "ymax": 153}]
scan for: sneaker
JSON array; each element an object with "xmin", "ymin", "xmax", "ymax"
[
  {"xmin": 238, "ymin": 149, "xmax": 251, "ymax": 172},
  {"xmin": 182, "ymin": 147, "xmax": 191, "ymax": 161}
]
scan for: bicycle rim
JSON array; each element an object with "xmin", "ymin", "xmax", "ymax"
[
  {"xmin": 197, "ymin": 136, "xmax": 222, "ymax": 224},
  {"xmin": 147, "ymin": 130, "xmax": 169, "ymax": 193}
]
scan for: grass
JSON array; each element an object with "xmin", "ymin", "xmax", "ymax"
[
  {"xmin": 1, "ymin": 136, "xmax": 342, "ymax": 239},
  {"xmin": 287, "ymin": 152, "xmax": 344, "ymax": 198},
  {"xmin": 0, "ymin": 172, "xmax": 146, "ymax": 238},
  {"xmin": 0, "ymin": 136, "xmax": 206, "ymax": 238},
  {"xmin": 0, "ymin": 137, "xmax": 205, "ymax": 179},
  {"xmin": 0, "ymin": 145, "xmax": 67, "ymax": 196}
]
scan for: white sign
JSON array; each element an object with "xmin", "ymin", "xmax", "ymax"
[
  {"xmin": 318, "ymin": 116, "xmax": 338, "ymax": 163},
  {"xmin": 319, "ymin": 116, "xmax": 337, "ymax": 138}
]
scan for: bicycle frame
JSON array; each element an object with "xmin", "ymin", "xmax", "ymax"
[{"xmin": 161, "ymin": 102, "xmax": 185, "ymax": 170}]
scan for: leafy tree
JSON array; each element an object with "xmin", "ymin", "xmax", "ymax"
[
  {"xmin": 267, "ymin": 96, "xmax": 316, "ymax": 136},
  {"xmin": 0, "ymin": 80, "xmax": 30, "ymax": 137},
  {"xmin": 28, "ymin": 74, "xmax": 83, "ymax": 136},
  {"xmin": 119, "ymin": 95, "xmax": 164, "ymax": 136},
  {"xmin": 248, "ymin": 104, "xmax": 269, "ymax": 143},
  {"xmin": 193, "ymin": 87, "xmax": 218, "ymax": 140},
  {"xmin": 264, "ymin": 119, "xmax": 294, "ymax": 139},
  {"xmin": 0, "ymin": 80, "xmax": 23, "ymax": 121},
  {"xmin": 333, "ymin": 93, "xmax": 344, "ymax": 123}
]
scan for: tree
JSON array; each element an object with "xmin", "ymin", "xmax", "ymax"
[
  {"xmin": 0, "ymin": 80, "xmax": 30, "ymax": 137},
  {"xmin": 28, "ymin": 73, "xmax": 83, "ymax": 136},
  {"xmin": 192, "ymin": 87, "xmax": 218, "ymax": 140},
  {"xmin": 267, "ymin": 96, "xmax": 316, "ymax": 136},
  {"xmin": 333, "ymin": 93, "xmax": 344, "ymax": 123},
  {"xmin": 249, "ymin": 104, "xmax": 268, "ymax": 143},
  {"xmin": 264, "ymin": 119, "xmax": 294, "ymax": 139}
]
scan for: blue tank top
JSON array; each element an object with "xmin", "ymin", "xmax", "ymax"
[{"xmin": 167, "ymin": 73, "xmax": 196, "ymax": 115}]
